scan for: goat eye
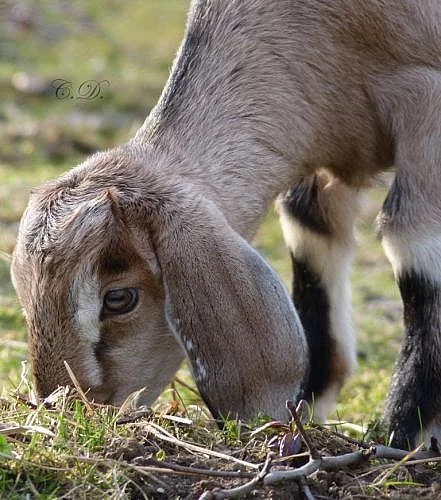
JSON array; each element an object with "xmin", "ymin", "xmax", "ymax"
[{"xmin": 102, "ymin": 288, "xmax": 139, "ymax": 315}]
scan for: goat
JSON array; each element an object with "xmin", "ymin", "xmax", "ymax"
[{"xmin": 11, "ymin": 0, "xmax": 441, "ymax": 450}]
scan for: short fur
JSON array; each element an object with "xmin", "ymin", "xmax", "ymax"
[{"xmin": 11, "ymin": 0, "xmax": 441, "ymax": 447}]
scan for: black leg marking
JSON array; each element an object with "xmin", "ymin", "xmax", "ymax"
[
  {"xmin": 282, "ymin": 176, "xmax": 331, "ymax": 236},
  {"xmin": 384, "ymin": 270, "xmax": 441, "ymax": 449},
  {"xmin": 377, "ymin": 174, "xmax": 409, "ymax": 238},
  {"xmin": 291, "ymin": 255, "xmax": 334, "ymax": 402}
]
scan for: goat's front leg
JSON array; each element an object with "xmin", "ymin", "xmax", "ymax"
[
  {"xmin": 375, "ymin": 67, "xmax": 441, "ymax": 450},
  {"xmin": 278, "ymin": 172, "xmax": 360, "ymax": 421}
]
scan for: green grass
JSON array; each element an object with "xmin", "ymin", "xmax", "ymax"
[
  {"xmin": 0, "ymin": 0, "xmax": 416, "ymax": 496},
  {"xmin": 0, "ymin": 394, "xmax": 133, "ymax": 498}
]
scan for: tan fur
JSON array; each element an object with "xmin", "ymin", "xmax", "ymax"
[{"xmin": 10, "ymin": 0, "xmax": 441, "ymax": 427}]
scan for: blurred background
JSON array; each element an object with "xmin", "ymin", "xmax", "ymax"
[{"xmin": 0, "ymin": 0, "xmax": 402, "ymax": 426}]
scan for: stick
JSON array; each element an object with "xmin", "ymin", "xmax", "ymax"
[
  {"xmin": 143, "ymin": 459, "xmax": 255, "ymax": 479},
  {"xmin": 201, "ymin": 453, "xmax": 275, "ymax": 499},
  {"xmin": 63, "ymin": 361, "xmax": 94, "ymax": 414},
  {"xmin": 315, "ymin": 423, "xmax": 371, "ymax": 449},
  {"xmin": 286, "ymin": 400, "xmax": 319, "ymax": 459},
  {"xmin": 146, "ymin": 423, "xmax": 259, "ymax": 470},
  {"xmin": 173, "ymin": 376, "xmax": 203, "ymax": 398},
  {"xmin": 299, "ymin": 477, "xmax": 317, "ymax": 500},
  {"xmin": 263, "ymin": 458, "xmax": 321, "ymax": 485},
  {"xmin": 373, "ymin": 444, "xmax": 423, "ymax": 486}
]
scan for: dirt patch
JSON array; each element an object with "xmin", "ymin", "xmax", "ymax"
[{"xmin": 104, "ymin": 422, "xmax": 441, "ymax": 499}]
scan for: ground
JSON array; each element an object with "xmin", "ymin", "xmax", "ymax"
[{"xmin": 2, "ymin": 392, "xmax": 441, "ymax": 498}]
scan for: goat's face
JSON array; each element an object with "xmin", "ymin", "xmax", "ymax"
[
  {"xmin": 11, "ymin": 151, "xmax": 308, "ymax": 419},
  {"xmin": 11, "ymin": 165, "xmax": 185, "ymax": 406}
]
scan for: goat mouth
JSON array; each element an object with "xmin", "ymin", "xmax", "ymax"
[{"xmin": 86, "ymin": 387, "xmax": 116, "ymax": 406}]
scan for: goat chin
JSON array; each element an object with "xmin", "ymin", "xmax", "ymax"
[{"xmin": 10, "ymin": 0, "xmax": 441, "ymax": 450}]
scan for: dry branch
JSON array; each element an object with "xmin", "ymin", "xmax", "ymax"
[
  {"xmin": 145, "ymin": 422, "xmax": 260, "ymax": 470},
  {"xmin": 199, "ymin": 400, "xmax": 441, "ymax": 499},
  {"xmin": 200, "ymin": 453, "xmax": 275, "ymax": 499},
  {"xmin": 137, "ymin": 458, "xmax": 255, "ymax": 479}
]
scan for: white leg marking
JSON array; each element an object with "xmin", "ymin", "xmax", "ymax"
[
  {"xmin": 382, "ymin": 230, "xmax": 441, "ymax": 286},
  {"xmin": 280, "ymin": 214, "xmax": 357, "ymax": 374},
  {"xmin": 279, "ymin": 213, "xmax": 357, "ymax": 420},
  {"xmin": 312, "ymin": 383, "xmax": 343, "ymax": 423}
]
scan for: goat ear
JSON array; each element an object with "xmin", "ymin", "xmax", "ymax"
[{"xmin": 144, "ymin": 193, "xmax": 308, "ymax": 420}]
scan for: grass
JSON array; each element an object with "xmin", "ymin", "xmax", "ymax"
[
  {"xmin": 0, "ymin": 0, "xmax": 424, "ymax": 497},
  {"xmin": 0, "ymin": 392, "xmax": 134, "ymax": 497},
  {"xmin": 3, "ymin": 388, "xmax": 439, "ymax": 499}
]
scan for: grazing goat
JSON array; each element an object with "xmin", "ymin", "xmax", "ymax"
[{"xmin": 11, "ymin": 0, "xmax": 441, "ymax": 450}]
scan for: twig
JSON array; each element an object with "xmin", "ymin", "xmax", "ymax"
[
  {"xmin": 15, "ymin": 392, "xmax": 39, "ymax": 409},
  {"xmin": 321, "ymin": 449, "xmax": 373, "ymax": 471},
  {"xmin": 286, "ymin": 400, "xmax": 319, "ymax": 459},
  {"xmin": 315, "ymin": 424, "xmax": 371, "ymax": 449},
  {"xmin": 264, "ymin": 450, "xmax": 370, "ymax": 486},
  {"xmin": 272, "ymin": 452, "xmax": 311, "ymax": 464},
  {"xmin": 354, "ymin": 454, "xmax": 441, "ymax": 481},
  {"xmin": 161, "ymin": 414, "xmax": 194, "ymax": 425},
  {"xmin": 263, "ymin": 444, "xmax": 437, "ymax": 487},
  {"xmin": 114, "ymin": 388, "xmax": 146, "ymax": 420},
  {"xmin": 264, "ymin": 458, "xmax": 322, "ymax": 485},
  {"xmin": 173, "ymin": 376, "xmax": 203, "ymax": 399},
  {"xmin": 0, "ymin": 424, "xmax": 55, "ymax": 438},
  {"xmin": 144, "ymin": 421, "xmax": 176, "ymax": 438},
  {"xmin": 64, "ymin": 455, "xmax": 169, "ymax": 489},
  {"xmin": 201, "ymin": 453, "xmax": 275, "ymax": 499},
  {"xmin": 249, "ymin": 420, "xmax": 289, "ymax": 438},
  {"xmin": 128, "ymin": 467, "xmax": 170, "ymax": 490},
  {"xmin": 26, "ymin": 477, "xmax": 40, "ymax": 497},
  {"xmin": 115, "ymin": 408, "xmax": 153, "ymax": 425},
  {"xmin": 299, "ymin": 477, "xmax": 317, "ymax": 500},
  {"xmin": 139, "ymin": 458, "xmax": 255, "ymax": 479},
  {"xmin": 397, "ymin": 455, "xmax": 441, "ymax": 466},
  {"xmin": 63, "ymin": 361, "xmax": 94, "ymax": 414},
  {"xmin": 212, "ymin": 447, "xmax": 373, "ymax": 496},
  {"xmin": 371, "ymin": 444, "xmax": 436, "ymax": 461},
  {"xmin": 145, "ymin": 423, "xmax": 259, "ymax": 470},
  {"xmin": 319, "ymin": 424, "xmax": 438, "ymax": 461},
  {"xmin": 373, "ymin": 444, "xmax": 423, "ymax": 485},
  {"xmin": 119, "ymin": 479, "xmax": 149, "ymax": 500}
]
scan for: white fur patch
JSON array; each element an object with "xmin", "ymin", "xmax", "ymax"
[
  {"xmin": 312, "ymin": 383, "xmax": 342, "ymax": 423},
  {"xmin": 382, "ymin": 231, "xmax": 441, "ymax": 285},
  {"xmin": 73, "ymin": 269, "xmax": 103, "ymax": 386}
]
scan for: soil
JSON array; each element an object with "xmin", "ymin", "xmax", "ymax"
[{"xmin": 104, "ymin": 424, "xmax": 441, "ymax": 499}]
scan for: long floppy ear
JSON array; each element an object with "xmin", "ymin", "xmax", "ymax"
[{"xmin": 137, "ymin": 185, "xmax": 308, "ymax": 420}]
